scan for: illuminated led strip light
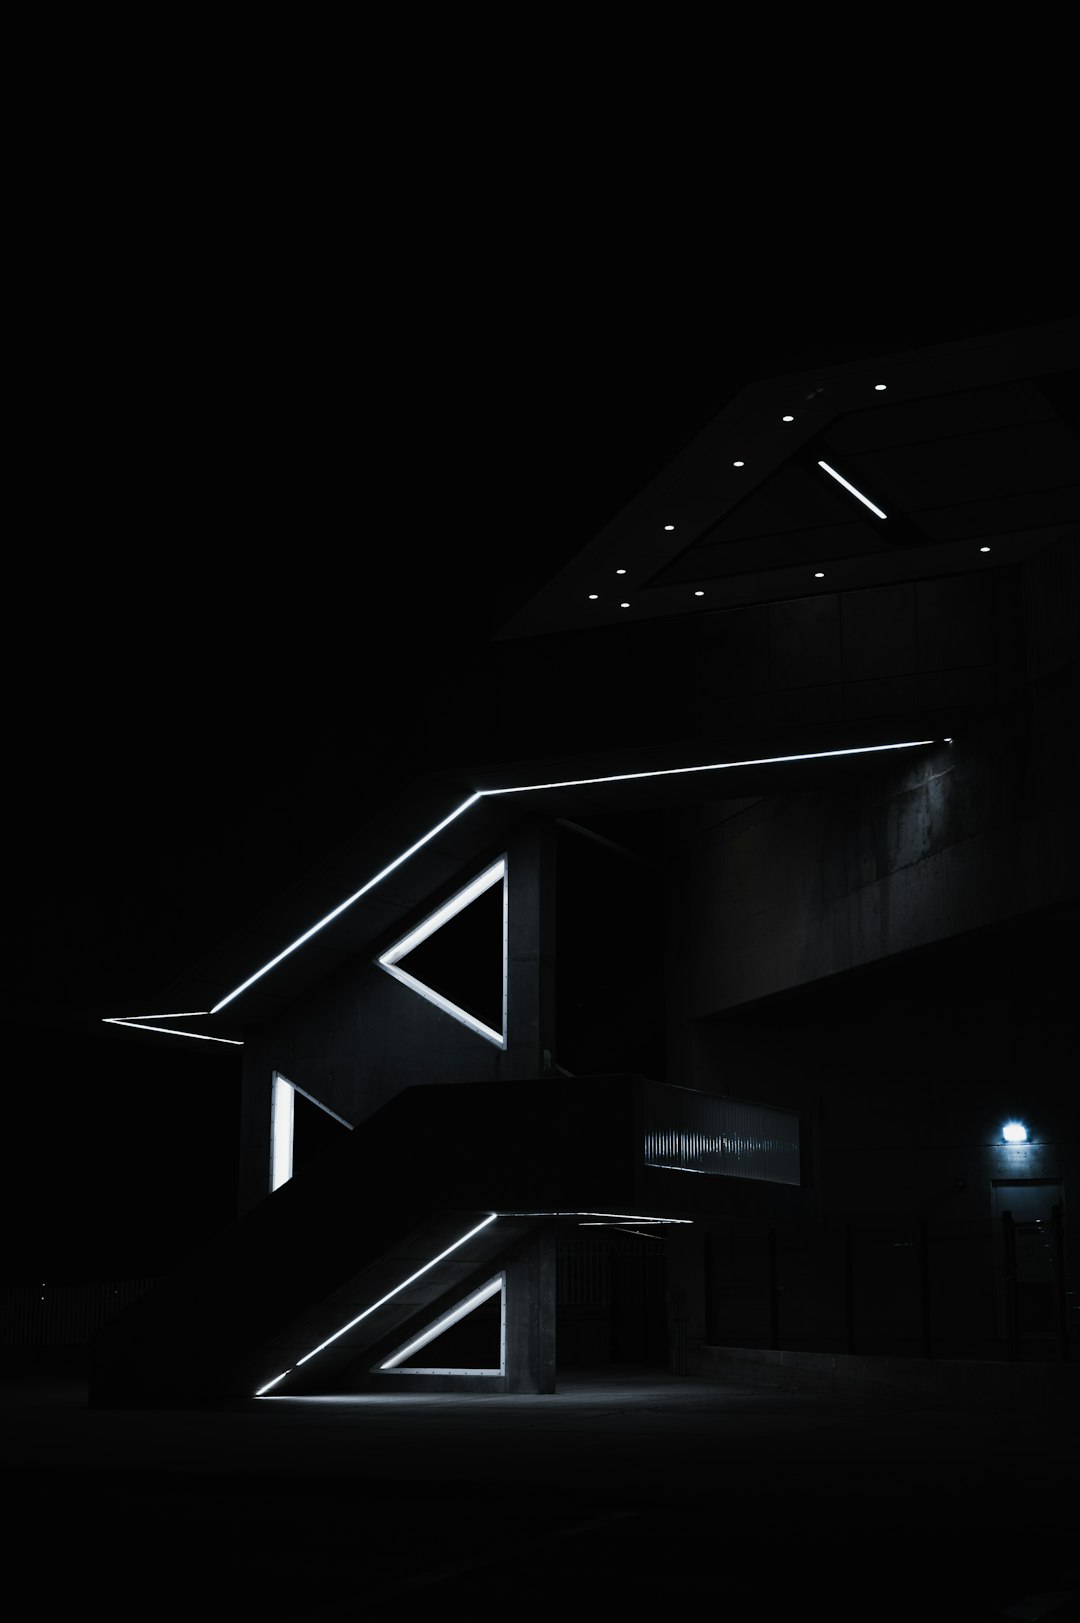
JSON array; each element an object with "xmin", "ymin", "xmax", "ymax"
[
  {"xmin": 504, "ymin": 1211, "xmax": 693, "ymax": 1224},
  {"xmin": 210, "ymin": 740, "xmax": 936, "ymax": 1015},
  {"xmin": 102, "ymin": 1013, "xmax": 244, "ymax": 1046},
  {"xmin": 377, "ymin": 858, "xmax": 508, "ymax": 1047},
  {"xmin": 817, "ymin": 460, "xmax": 887, "ymax": 519},
  {"xmin": 378, "ymin": 1272, "xmax": 506, "ymax": 1374},
  {"xmin": 270, "ymin": 1072, "xmax": 353, "ymax": 1194},
  {"xmin": 254, "ymin": 1212, "xmax": 498, "ymax": 1396}
]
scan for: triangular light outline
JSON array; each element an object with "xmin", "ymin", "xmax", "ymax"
[
  {"xmin": 376, "ymin": 1272, "xmax": 506, "ymax": 1376},
  {"xmin": 270, "ymin": 1071, "xmax": 353, "ymax": 1192},
  {"xmin": 376, "ymin": 857, "xmax": 507, "ymax": 1047}
]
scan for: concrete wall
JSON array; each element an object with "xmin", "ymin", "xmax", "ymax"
[
  {"xmin": 659, "ymin": 539, "xmax": 1078, "ymax": 1366},
  {"xmin": 237, "ymin": 816, "xmax": 556, "ymax": 1214},
  {"xmin": 665, "ymin": 691, "xmax": 1076, "ymax": 1034}
]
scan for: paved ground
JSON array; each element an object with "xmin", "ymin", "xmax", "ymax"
[{"xmin": 4, "ymin": 1364, "xmax": 1078, "ymax": 1621}]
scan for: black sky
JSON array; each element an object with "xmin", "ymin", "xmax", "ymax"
[{"xmin": 6, "ymin": 200, "xmax": 1075, "ymax": 1283}]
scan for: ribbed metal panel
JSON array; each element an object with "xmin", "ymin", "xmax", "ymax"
[
  {"xmin": 0, "ymin": 1279, "xmax": 158, "ymax": 1347},
  {"xmin": 643, "ymin": 1084, "xmax": 800, "ymax": 1184}
]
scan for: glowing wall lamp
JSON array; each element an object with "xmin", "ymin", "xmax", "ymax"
[{"xmin": 1001, "ymin": 1121, "xmax": 1028, "ymax": 1144}]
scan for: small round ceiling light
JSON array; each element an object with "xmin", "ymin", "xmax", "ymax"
[
  {"xmin": 733, "ymin": 460, "xmax": 745, "ymax": 467},
  {"xmin": 620, "ymin": 601, "xmax": 630, "ymax": 609},
  {"xmin": 1002, "ymin": 1121, "xmax": 1028, "ymax": 1144},
  {"xmin": 616, "ymin": 568, "xmax": 626, "ymax": 575},
  {"xmin": 588, "ymin": 593, "xmax": 598, "ymax": 600},
  {"xmin": 664, "ymin": 524, "xmax": 675, "ymax": 530},
  {"xmin": 782, "ymin": 414, "xmax": 794, "ymax": 422},
  {"xmin": 814, "ymin": 571, "xmax": 825, "ymax": 578},
  {"xmin": 694, "ymin": 590, "xmax": 705, "ymax": 597},
  {"xmin": 980, "ymin": 546, "xmax": 991, "ymax": 553},
  {"xmin": 874, "ymin": 383, "xmax": 887, "ymax": 391}
]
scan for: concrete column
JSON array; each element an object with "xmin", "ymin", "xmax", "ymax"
[
  {"xmin": 505, "ymin": 815, "xmax": 558, "ymax": 1079},
  {"xmin": 505, "ymin": 1222, "xmax": 557, "ymax": 1393}
]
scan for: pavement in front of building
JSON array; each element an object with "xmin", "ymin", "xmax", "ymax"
[{"xmin": 4, "ymin": 1364, "xmax": 1078, "ymax": 1622}]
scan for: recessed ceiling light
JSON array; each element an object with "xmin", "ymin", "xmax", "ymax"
[
  {"xmin": 980, "ymin": 545, "xmax": 991, "ymax": 553},
  {"xmin": 588, "ymin": 593, "xmax": 598, "ymax": 600},
  {"xmin": 874, "ymin": 383, "xmax": 887, "ymax": 391},
  {"xmin": 664, "ymin": 524, "xmax": 675, "ymax": 530},
  {"xmin": 694, "ymin": 590, "xmax": 704, "ymax": 597},
  {"xmin": 814, "ymin": 572, "xmax": 825, "ymax": 578},
  {"xmin": 782, "ymin": 415, "xmax": 794, "ymax": 422},
  {"xmin": 620, "ymin": 601, "xmax": 630, "ymax": 608},
  {"xmin": 733, "ymin": 460, "xmax": 745, "ymax": 467},
  {"xmin": 616, "ymin": 568, "xmax": 626, "ymax": 575}
]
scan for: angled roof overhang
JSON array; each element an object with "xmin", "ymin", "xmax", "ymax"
[
  {"xmin": 493, "ymin": 318, "xmax": 1079, "ymax": 640},
  {"xmin": 103, "ymin": 319, "xmax": 1079, "ymax": 1044}
]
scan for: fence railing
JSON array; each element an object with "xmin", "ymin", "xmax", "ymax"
[
  {"xmin": 706, "ymin": 1212, "xmax": 1073, "ymax": 1362},
  {"xmin": 0, "ymin": 1279, "xmax": 158, "ymax": 1349}
]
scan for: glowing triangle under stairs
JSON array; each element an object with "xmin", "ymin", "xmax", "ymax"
[
  {"xmin": 376, "ymin": 856, "xmax": 507, "ymax": 1046},
  {"xmin": 271, "ymin": 1071, "xmax": 353, "ymax": 1192},
  {"xmin": 374, "ymin": 1273, "xmax": 506, "ymax": 1376}
]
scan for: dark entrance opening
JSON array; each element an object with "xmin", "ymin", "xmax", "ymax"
[{"xmin": 556, "ymin": 1231, "xmax": 667, "ymax": 1369}]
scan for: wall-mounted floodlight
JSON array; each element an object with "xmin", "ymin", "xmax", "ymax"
[{"xmin": 1002, "ymin": 1121, "xmax": 1028, "ymax": 1144}]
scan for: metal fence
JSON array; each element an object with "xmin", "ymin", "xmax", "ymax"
[
  {"xmin": 0, "ymin": 1279, "xmax": 158, "ymax": 1348},
  {"xmin": 706, "ymin": 1209, "xmax": 1072, "ymax": 1362}
]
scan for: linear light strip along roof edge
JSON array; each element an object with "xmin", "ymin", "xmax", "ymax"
[
  {"xmin": 194, "ymin": 741, "xmax": 934, "ymax": 1015},
  {"xmin": 209, "ymin": 792, "xmax": 483, "ymax": 1012},
  {"xmin": 103, "ymin": 1017, "xmax": 244, "ymax": 1046}
]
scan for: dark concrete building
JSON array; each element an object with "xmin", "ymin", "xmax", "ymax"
[{"xmin": 91, "ymin": 316, "xmax": 1080, "ymax": 1409}]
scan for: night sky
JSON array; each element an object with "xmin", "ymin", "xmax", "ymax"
[{"xmin": 5, "ymin": 215, "xmax": 1073, "ymax": 1286}]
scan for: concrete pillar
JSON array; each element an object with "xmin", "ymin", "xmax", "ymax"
[{"xmin": 505, "ymin": 1222, "xmax": 557, "ymax": 1393}]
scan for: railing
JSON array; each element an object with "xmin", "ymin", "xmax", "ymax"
[
  {"xmin": 0, "ymin": 1279, "xmax": 158, "ymax": 1349},
  {"xmin": 706, "ymin": 1213, "xmax": 1074, "ymax": 1363},
  {"xmin": 643, "ymin": 1081, "xmax": 800, "ymax": 1185}
]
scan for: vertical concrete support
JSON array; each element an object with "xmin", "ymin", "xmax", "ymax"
[
  {"xmin": 505, "ymin": 815, "xmax": 558, "ymax": 1080},
  {"xmin": 505, "ymin": 1222, "xmax": 557, "ymax": 1393}
]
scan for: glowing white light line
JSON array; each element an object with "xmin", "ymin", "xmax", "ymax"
[
  {"xmin": 817, "ymin": 460, "xmax": 887, "ymax": 519},
  {"xmin": 210, "ymin": 741, "xmax": 936, "ymax": 1015},
  {"xmin": 255, "ymin": 1369, "xmax": 293, "ymax": 1396},
  {"xmin": 270, "ymin": 1073, "xmax": 295, "ymax": 1193},
  {"xmin": 376, "ymin": 965, "xmax": 507, "ymax": 1046},
  {"xmin": 380, "ymin": 1274, "xmax": 504, "ymax": 1370},
  {"xmin": 503, "ymin": 1211, "xmax": 693, "ymax": 1224},
  {"xmin": 103, "ymin": 1018, "xmax": 244, "ymax": 1046},
  {"xmin": 380, "ymin": 860, "xmax": 505, "ymax": 964},
  {"xmin": 376, "ymin": 857, "xmax": 508, "ymax": 1047},
  {"xmin": 211, "ymin": 793, "xmax": 483, "ymax": 1012},
  {"xmin": 291, "ymin": 1213, "xmax": 498, "ymax": 1369},
  {"xmin": 109, "ymin": 1011, "xmax": 211, "ymax": 1020},
  {"xmin": 478, "ymin": 741, "xmax": 927, "ymax": 797}
]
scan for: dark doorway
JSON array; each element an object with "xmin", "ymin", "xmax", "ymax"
[{"xmin": 556, "ymin": 1232, "xmax": 667, "ymax": 1368}]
